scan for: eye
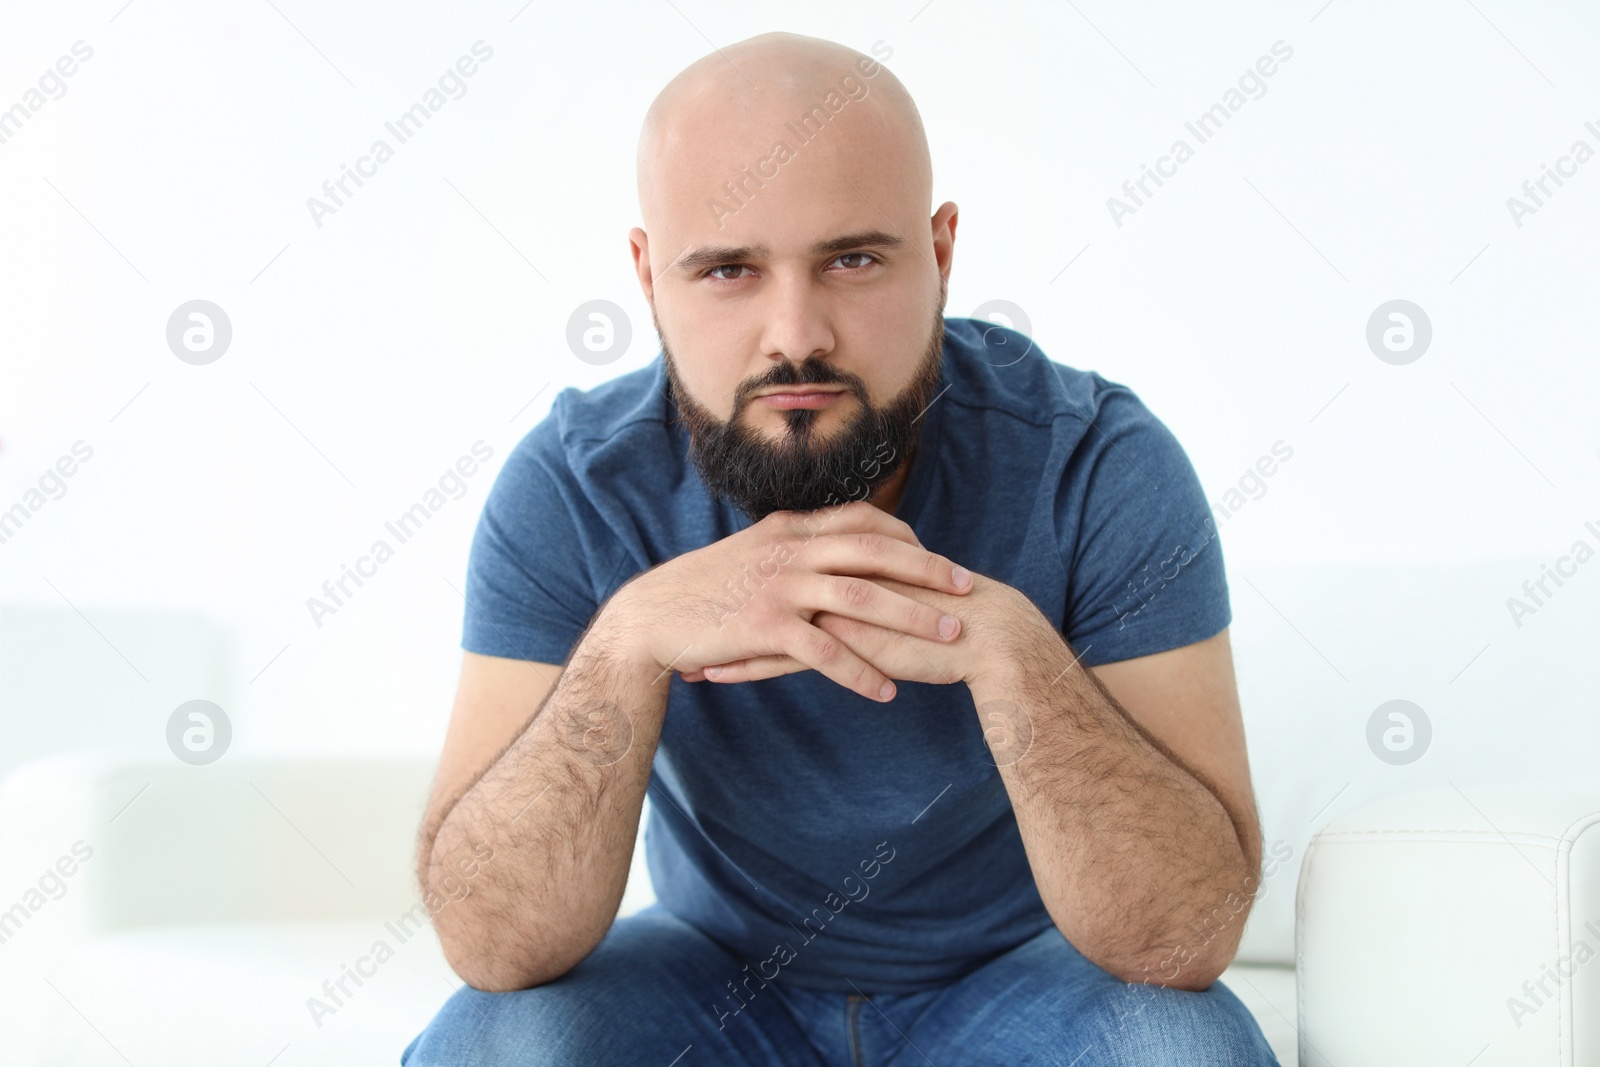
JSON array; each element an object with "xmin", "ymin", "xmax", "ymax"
[
  {"xmin": 830, "ymin": 252, "xmax": 879, "ymax": 271},
  {"xmin": 703, "ymin": 264, "xmax": 755, "ymax": 283},
  {"xmin": 699, "ymin": 253, "xmax": 879, "ymax": 284}
]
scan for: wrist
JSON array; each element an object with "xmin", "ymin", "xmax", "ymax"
[
  {"xmin": 586, "ymin": 585, "xmax": 668, "ymax": 683},
  {"xmin": 964, "ymin": 582, "xmax": 1047, "ymax": 692}
]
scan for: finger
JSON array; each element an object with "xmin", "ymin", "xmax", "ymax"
[
  {"xmin": 811, "ymin": 613, "xmax": 899, "ymax": 665},
  {"xmin": 774, "ymin": 499, "xmax": 922, "ymax": 549},
  {"xmin": 803, "ymin": 532, "xmax": 972, "ymax": 595},
  {"xmin": 813, "ymin": 612, "xmax": 966, "ymax": 687},
  {"xmin": 781, "ymin": 618, "xmax": 897, "ymax": 702},
  {"xmin": 701, "ymin": 655, "xmax": 804, "ymax": 683},
  {"xmin": 809, "ymin": 572, "xmax": 962, "ymax": 643}
]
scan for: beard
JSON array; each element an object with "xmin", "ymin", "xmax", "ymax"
[{"xmin": 657, "ymin": 282, "xmax": 947, "ymax": 524}]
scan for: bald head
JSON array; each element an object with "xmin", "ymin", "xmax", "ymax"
[{"xmin": 636, "ymin": 32, "xmax": 931, "ymax": 253}]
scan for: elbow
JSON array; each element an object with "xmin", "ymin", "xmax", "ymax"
[
  {"xmin": 1119, "ymin": 854, "xmax": 1260, "ymax": 990},
  {"xmin": 439, "ymin": 934, "xmax": 579, "ymax": 993},
  {"xmin": 433, "ymin": 903, "xmax": 598, "ymax": 992},
  {"xmin": 415, "ymin": 837, "xmax": 610, "ymax": 993},
  {"xmin": 1134, "ymin": 958, "xmax": 1229, "ymax": 992},
  {"xmin": 1059, "ymin": 900, "xmax": 1249, "ymax": 991},
  {"xmin": 1099, "ymin": 946, "xmax": 1232, "ymax": 991},
  {"xmin": 450, "ymin": 964, "xmax": 539, "ymax": 994},
  {"xmin": 448, "ymin": 961, "xmax": 564, "ymax": 994},
  {"xmin": 1108, "ymin": 925, "xmax": 1245, "ymax": 991}
]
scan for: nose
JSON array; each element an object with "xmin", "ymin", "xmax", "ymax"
[{"xmin": 757, "ymin": 268, "xmax": 835, "ymax": 372}]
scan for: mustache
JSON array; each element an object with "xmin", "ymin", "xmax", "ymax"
[{"xmin": 735, "ymin": 361, "xmax": 869, "ymax": 413}]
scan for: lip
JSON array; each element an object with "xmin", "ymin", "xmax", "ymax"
[{"xmin": 756, "ymin": 388, "xmax": 847, "ymax": 410}]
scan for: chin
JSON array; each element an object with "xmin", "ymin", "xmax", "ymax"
[{"xmin": 752, "ymin": 407, "xmax": 847, "ymax": 434}]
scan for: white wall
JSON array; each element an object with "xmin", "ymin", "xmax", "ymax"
[{"xmin": 2, "ymin": 0, "xmax": 1596, "ymax": 770}]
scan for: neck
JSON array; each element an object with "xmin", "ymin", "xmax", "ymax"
[{"xmin": 868, "ymin": 436, "xmax": 919, "ymax": 517}]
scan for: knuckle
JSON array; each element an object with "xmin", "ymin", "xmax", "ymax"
[
  {"xmin": 835, "ymin": 576, "xmax": 874, "ymax": 608},
  {"xmin": 852, "ymin": 660, "xmax": 880, "ymax": 694},
  {"xmin": 762, "ymin": 510, "xmax": 805, "ymax": 538},
  {"xmin": 854, "ymin": 532, "xmax": 886, "ymax": 560},
  {"xmin": 823, "ymin": 612, "xmax": 862, "ymax": 641},
  {"xmin": 808, "ymin": 631, "xmax": 841, "ymax": 664},
  {"xmin": 841, "ymin": 500, "xmax": 876, "ymax": 525}
]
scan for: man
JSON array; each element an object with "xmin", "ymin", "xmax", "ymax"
[{"xmin": 402, "ymin": 30, "xmax": 1280, "ymax": 1067}]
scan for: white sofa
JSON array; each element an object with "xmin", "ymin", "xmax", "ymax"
[
  {"xmin": 1297, "ymin": 779, "xmax": 1600, "ymax": 1065},
  {"xmin": 1, "ymin": 556, "xmax": 1596, "ymax": 1065}
]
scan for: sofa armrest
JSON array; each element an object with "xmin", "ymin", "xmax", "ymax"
[{"xmin": 1295, "ymin": 779, "xmax": 1600, "ymax": 1066}]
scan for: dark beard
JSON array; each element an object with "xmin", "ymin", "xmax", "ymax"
[{"xmin": 658, "ymin": 294, "xmax": 946, "ymax": 524}]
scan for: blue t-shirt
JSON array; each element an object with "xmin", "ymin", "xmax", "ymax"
[{"xmin": 462, "ymin": 318, "xmax": 1229, "ymax": 994}]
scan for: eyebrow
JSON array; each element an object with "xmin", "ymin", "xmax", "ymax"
[{"xmin": 672, "ymin": 229, "xmax": 906, "ymax": 275}]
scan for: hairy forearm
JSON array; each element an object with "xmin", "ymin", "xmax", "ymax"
[
  {"xmin": 971, "ymin": 620, "xmax": 1259, "ymax": 990},
  {"xmin": 420, "ymin": 613, "xmax": 667, "ymax": 991}
]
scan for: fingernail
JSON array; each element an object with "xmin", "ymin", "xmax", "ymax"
[
  {"xmin": 878, "ymin": 681, "xmax": 895, "ymax": 701},
  {"xmin": 939, "ymin": 615, "xmax": 959, "ymax": 640},
  {"xmin": 705, "ymin": 666, "xmax": 722, "ymax": 679},
  {"xmin": 952, "ymin": 565, "xmax": 972, "ymax": 589}
]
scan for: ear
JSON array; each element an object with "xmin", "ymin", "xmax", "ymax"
[
  {"xmin": 930, "ymin": 201, "xmax": 958, "ymax": 282},
  {"xmin": 628, "ymin": 227, "xmax": 655, "ymax": 303}
]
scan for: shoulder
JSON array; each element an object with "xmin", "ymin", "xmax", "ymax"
[
  {"xmin": 502, "ymin": 357, "xmax": 673, "ymax": 477},
  {"xmin": 939, "ymin": 317, "xmax": 1161, "ymax": 445},
  {"xmin": 940, "ymin": 319, "xmax": 1208, "ymax": 542}
]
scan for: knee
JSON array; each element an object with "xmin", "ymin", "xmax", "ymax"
[
  {"xmin": 400, "ymin": 981, "xmax": 624, "ymax": 1067},
  {"xmin": 1079, "ymin": 979, "xmax": 1278, "ymax": 1067}
]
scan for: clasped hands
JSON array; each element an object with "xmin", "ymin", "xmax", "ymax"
[
  {"xmin": 620, "ymin": 501, "xmax": 1041, "ymax": 699},
  {"xmin": 678, "ymin": 571, "xmax": 1019, "ymax": 690}
]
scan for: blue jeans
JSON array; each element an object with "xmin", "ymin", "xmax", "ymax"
[{"xmin": 400, "ymin": 903, "xmax": 1281, "ymax": 1066}]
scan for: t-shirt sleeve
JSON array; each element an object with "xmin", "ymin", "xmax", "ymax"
[
  {"xmin": 460, "ymin": 406, "xmax": 608, "ymax": 665},
  {"xmin": 1058, "ymin": 382, "xmax": 1230, "ymax": 668}
]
